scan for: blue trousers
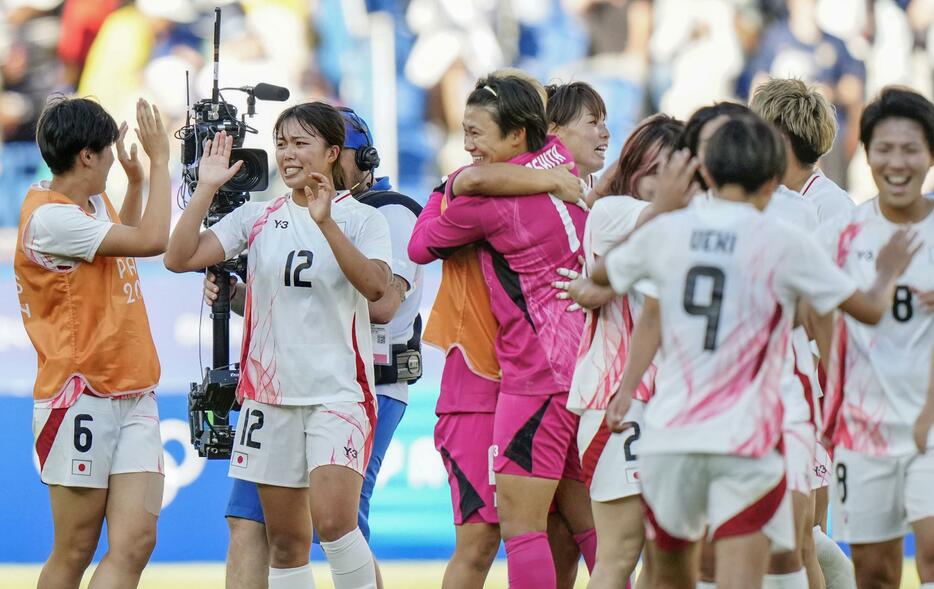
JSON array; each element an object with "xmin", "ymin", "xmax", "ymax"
[{"xmin": 225, "ymin": 394, "xmax": 407, "ymax": 542}]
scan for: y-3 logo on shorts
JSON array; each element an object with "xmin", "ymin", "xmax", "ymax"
[
  {"xmin": 274, "ymin": 220, "xmax": 289, "ymax": 229},
  {"xmin": 344, "ymin": 447, "xmax": 358, "ymax": 460}
]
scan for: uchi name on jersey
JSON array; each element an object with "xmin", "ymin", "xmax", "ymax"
[
  {"xmin": 821, "ymin": 199, "xmax": 934, "ymax": 457},
  {"xmin": 210, "ymin": 193, "xmax": 392, "ymax": 406},
  {"xmin": 605, "ymin": 199, "xmax": 857, "ymax": 457}
]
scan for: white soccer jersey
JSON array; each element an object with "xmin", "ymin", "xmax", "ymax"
[
  {"xmin": 21, "ymin": 182, "xmax": 114, "ymax": 270},
  {"xmin": 210, "ymin": 192, "xmax": 392, "ymax": 406},
  {"xmin": 768, "ymin": 187, "xmax": 822, "ymax": 426},
  {"xmin": 821, "ymin": 198, "xmax": 934, "ymax": 457},
  {"xmin": 799, "ymin": 170, "xmax": 855, "ymax": 223},
  {"xmin": 568, "ymin": 195, "xmax": 654, "ymax": 413},
  {"xmin": 605, "ymin": 198, "xmax": 857, "ymax": 457}
]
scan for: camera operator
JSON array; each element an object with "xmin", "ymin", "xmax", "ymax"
[
  {"xmin": 205, "ymin": 107, "xmax": 425, "ymax": 589},
  {"xmin": 16, "ymin": 97, "xmax": 170, "ymax": 588},
  {"xmin": 166, "ymin": 101, "xmax": 391, "ymax": 589}
]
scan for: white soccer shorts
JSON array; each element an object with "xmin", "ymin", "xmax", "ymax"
[
  {"xmin": 784, "ymin": 420, "xmax": 816, "ymax": 495},
  {"xmin": 578, "ymin": 401, "xmax": 644, "ymax": 502},
  {"xmin": 831, "ymin": 447, "xmax": 934, "ymax": 543},
  {"xmin": 33, "ymin": 392, "xmax": 164, "ymax": 488},
  {"xmin": 641, "ymin": 450, "xmax": 795, "ymax": 553},
  {"xmin": 229, "ymin": 399, "xmax": 375, "ymax": 487}
]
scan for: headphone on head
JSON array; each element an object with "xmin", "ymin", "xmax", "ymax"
[{"xmin": 339, "ymin": 107, "xmax": 381, "ymax": 172}]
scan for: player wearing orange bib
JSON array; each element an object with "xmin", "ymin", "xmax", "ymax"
[{"xmin": 17, "ymin": 97, "xmax": 171, "ymax": 589}]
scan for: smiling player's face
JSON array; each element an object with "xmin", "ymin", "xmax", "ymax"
[
  {"xmin": 462, "ymin": 106, "xmax": 522, "ymax": 166},
  {"xmin": 867, "ymin": 117, "xmax": 933, "ymax": 211}
]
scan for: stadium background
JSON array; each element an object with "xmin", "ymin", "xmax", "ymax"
[{"xmin": 0, "ymin": 0, "xmax": 932, "ymax": 586}]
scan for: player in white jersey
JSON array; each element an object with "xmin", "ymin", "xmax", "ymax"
[
  {"xmin": 750, "ymin": 77, "xmax": 860, "ymax": 589},
  {"xmin": 165, "ymin": 102, "xmax": 392, "ymax": 589},
  {"xmin": 817, "ymin": 87, "xmax": 934, "ymax": 589},
  {"xmin": 558, "ymin": 113, "xmax": 691, "ymax": 588},
  {"xmin": 569, "ymin": 114, "xmax": 918, "ymax": 589}
]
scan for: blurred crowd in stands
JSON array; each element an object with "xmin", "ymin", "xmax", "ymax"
[{"xmin": 1, "ymin": 0, "xmax": 932, "ymax": 228}]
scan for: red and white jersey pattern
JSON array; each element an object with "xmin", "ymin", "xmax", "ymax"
[
  {"xmin": 767, "ymin": 187, "xmax": 822, "ymax": 426},
  {"xmin": 210, "ymin": 192, "xmax": 392, "ymax": 406},
  {"xmin": 799, "ymin": 170, "xmax": 855, "ymax": 223},
  {"xmin": 820, "ymin": 199, "xmax": 934, "ymax": 456},
  {"xmin": 568, "ymin": 195, "xmax": 656, "ymax": 414},
  {"xmin": 605, "ymin": 198, "xmax": 857, "ymax": 457}
]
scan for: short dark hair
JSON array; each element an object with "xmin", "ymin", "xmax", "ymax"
[
  {"xmin": 36, "ymin": 96, "xmax": 119, "ymax": 175},
  {"xmin": 467, "ymin": 75, "xmax": 548, "ymax": 153},
  {"xmin": 704, "ymin": 115, "xmax": 787, "ymax": 195},
  {"xmin": 274, "ymin": 101, "xmax": 346, "ymax": 187},
  {"xmin": 679, "ymin": 102, "xmax": 753, "ymax": 189},
  {"xmin": 545, "ymin": 82, "xmax": 607, "ymax": 128},
  {"xmin": 860, "ymin": 86, "xmax": 934, "ymax": 153},
  {"xmin": 606, "ymin": 114, "xmax": 684, "ymax": 198}
]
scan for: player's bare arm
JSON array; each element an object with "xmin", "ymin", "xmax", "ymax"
[
  {"xmin": 96, "ymin": 99, "xmax": 173, "ymax": 258},
  {"xmin": 164, "ymin": 131, "xmax": 243, "ymax": 272},
  {"xmin": 306, "ymin": 172, "xmax": 390, "ymax": 302},
  {"xmin": 369, "ymin": 274, "xmax": 408, "ymax": 323},
  {"xmin": 606, "ymin": 295, "xmax": 661, "ymax": 433},
  {"xmin": 914, "ymin": 344, "xmax": 934, "ymax": 454},
  {"xmin": 836, "ymin": 228, "xmax": 922, "ymax": 324},
  {"xmin": 452, "ymin": 162, "xmax": 584, "ymax": 205},
  {"xmin": 116, "ymin": 121, "xmax": 143, "ymax": 227}
]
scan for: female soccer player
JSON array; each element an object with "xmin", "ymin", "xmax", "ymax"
[
  {"xmin": 751, "ymin": 77, "xmax": 859, "ymax": 589},
  {"xmin": 593, "ymin": 113, "xmax": 917, "ymax": 589},
  {"xmin": 18, "ymin": 97, "xmax": 170, "ymax": 588},
  {"xmin": 410, "ymin": 74, "xmax": 592, "ymax": 589},
  {"xmin": 165, "ymin": 102, "xmax": 391, "ymax": 589},
  {"xmin": 819, "ymin": 87, "xmax": 934, "ymax": 589},
  {"xmin": 561, "ymin": 113, "xmax": 690, "ymax": 589}
]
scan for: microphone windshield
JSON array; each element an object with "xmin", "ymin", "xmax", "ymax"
[{"xmin": 253, "ymin": 83, "xmax": 290, "ymax": 102}]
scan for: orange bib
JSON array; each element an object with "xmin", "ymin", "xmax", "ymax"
[
  {"xmin": 422, "ymin": 192, "xmax": 500, "ymax": 380},
  {"xmin": 15, "ymin": 188, "xmax": 160, "ymax": 401}
]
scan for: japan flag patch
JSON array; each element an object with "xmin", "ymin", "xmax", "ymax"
[
  {"xmin": 232, "ymin": 452, "xmax": 249, "ymax": 468},
  {"xmin": 625, "ymin": 468, "xmax": 640, "ymax": 484},
  {"xmin": 72, "ymin": 459, "xmax": 92, "ymax": 476}
]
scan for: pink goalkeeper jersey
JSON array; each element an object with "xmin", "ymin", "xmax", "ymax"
[
  {"xmin": 605, "ymin": 198, "xmax": 857, "ymax": 457},
  {"xmin": 409, "ymin": 136, "xmax": 588, "ymax": 396}
]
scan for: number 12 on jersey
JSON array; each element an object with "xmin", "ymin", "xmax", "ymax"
[{"xmin": 284, "ymin": 250, "xmax": 313, "ymax": 288}]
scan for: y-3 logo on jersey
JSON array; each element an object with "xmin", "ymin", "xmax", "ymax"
[
  {"xmin": 344, "ymin": 446, "xmax": 358, "ymax": 460},
  {"xmin": 274, "ymin": 220, "xmax": 289, "ymax": 229},
  {"xmin": 856, "ymin": 250, "xmax": 874, "ymax": 262}
]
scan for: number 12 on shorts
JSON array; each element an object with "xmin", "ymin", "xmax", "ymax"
[{"xmin": 239, "ymin": 408, "xmax": 264, "ymax": 449}]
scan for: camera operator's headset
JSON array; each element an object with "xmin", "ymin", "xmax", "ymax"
[{"xmin": 339, "ymin": 107, "xmax": 381, "ymax": 172}]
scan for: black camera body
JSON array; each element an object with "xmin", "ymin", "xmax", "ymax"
[{"xmin": 183, "ymin": 7, "xmax": 288, "ymax": 460}]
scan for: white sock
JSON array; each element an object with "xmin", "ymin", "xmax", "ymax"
[
  {"xmin": 763, "ymin": 568, "xmax": 808, "ymax": 588},
  {"xmin": 813, "ymin": 526, "xmax": 856, "ymax": 589},
  {"xmin": 920, "ymin": 584, "xmax": 934, "ymax": 588},
  {"xmin": 696, "ymin": 582, "xmax": 717, "ymax": 589},
  {"xmin": 268, "ymin": 563, "xmax": 316, "ymax": 589},
  {"xmin": 320, "ymin": 528, "xmax": 377, "ymax": 589}
]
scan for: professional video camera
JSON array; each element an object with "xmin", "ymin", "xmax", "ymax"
[{"xmin": 180, "ymin": 7, "xmax": 289, "ymax": 459}]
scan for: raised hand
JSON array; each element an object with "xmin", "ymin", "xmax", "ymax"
[
  {"xmin": 652, "ymin": 148, "xmax": 700, "ymax": 211},
  {"xmin": 305, "ymin": 172, "xmax": 337, "ymax": 224},
  {"xmin": 876, "ymin": 228, "xmax": 922, "ymax": 279},
  {"xmin": 116, "ymin": 121, "xmax": 143, "ymax": 184},
  {"xmin": 134, "ymin": 98, "xmax": 170, "ymax": 165},
  {"xmin": 198, "ymin": 131, "xmax": 243, "ymax": 192}
]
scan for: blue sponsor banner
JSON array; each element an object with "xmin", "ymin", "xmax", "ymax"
[{"xmin": 1, "ymin": 261, "xmax": 456, "ymax": 562}]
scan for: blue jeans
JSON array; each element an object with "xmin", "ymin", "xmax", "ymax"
[{"xmin": 225, "ymin": 394, "xmax": 407, "ymax": 542}]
